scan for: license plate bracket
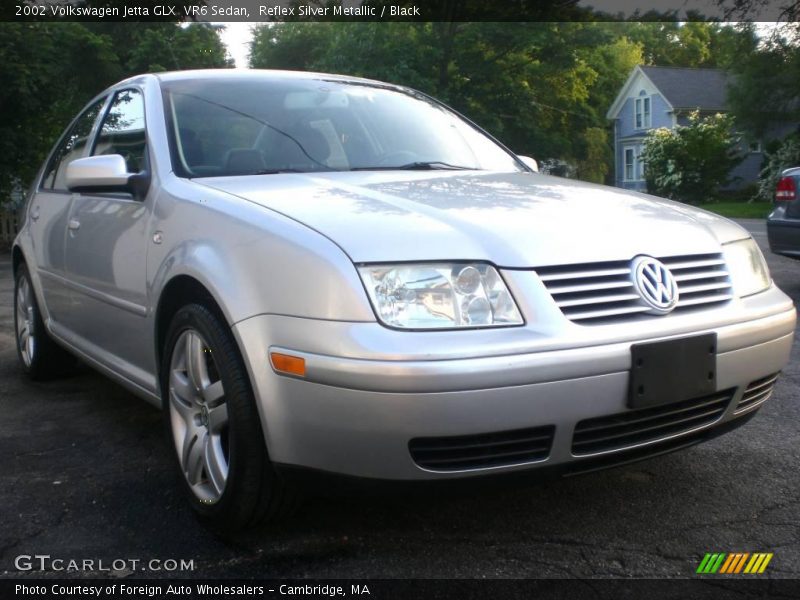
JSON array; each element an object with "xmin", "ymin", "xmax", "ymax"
[{"xmin": 628, "ymin": 333, "xmax": 717, "ymax": 409}]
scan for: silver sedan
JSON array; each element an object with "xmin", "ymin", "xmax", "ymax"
[{"xmin": 12, "ymin": 70, "xmax": 796, "ymax": 532}]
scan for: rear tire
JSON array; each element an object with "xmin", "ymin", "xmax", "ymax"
[
  {"xmin": 161, "ymin": 303, "xmax": 295, "ymax": 534},
  {"xmin": 14, "ymin": 263, "xmax": 77, "ymax": 380}
]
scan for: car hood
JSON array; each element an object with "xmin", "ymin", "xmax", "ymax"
[{"xmin": 196, "ymin": 171, "xmax": 750, "ymax": 267}]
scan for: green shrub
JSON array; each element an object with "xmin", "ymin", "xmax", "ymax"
[{"xmin": 641, "ymin": 112, "xmax": 743, "ymax": 205}]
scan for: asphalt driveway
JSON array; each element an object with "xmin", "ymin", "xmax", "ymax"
[{"xmin": 1, "ymin": 218, "xmax": 798, "ymax": 579}]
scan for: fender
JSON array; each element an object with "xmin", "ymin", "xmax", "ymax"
[{"xmin": 148, "ymin": 178, "xmax": 376, "ymax": 327}]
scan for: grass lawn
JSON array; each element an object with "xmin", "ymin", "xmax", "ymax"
[{"xmin": 697, "ymin": 202, "xmax": 772, "ymax": 219}]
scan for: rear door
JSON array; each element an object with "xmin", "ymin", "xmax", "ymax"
[
  {"xmin": 28, "ymin": 97, "xmax": 107, "ymax": 328},
  {"xmin": 61, "ymin": 88, "xmax": 154, "ymax": 384}
]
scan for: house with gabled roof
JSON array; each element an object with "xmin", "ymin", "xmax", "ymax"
[{"xmin": 606, "ymin": 65, "xmax": 769, "ymax": 193}]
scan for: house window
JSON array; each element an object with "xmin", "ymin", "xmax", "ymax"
[
  {"xmin": 624, "ymin": 148, "xmax": 635, "ymax": 181},
  {"xmin": 624, "ymin": 146, "xmax": 645, "ymax": 182},
  {"xmin": 748, "ymin": 140, "xmax": 762, "ymax": 153},
  {"xmin": 635, "ymin": 96, "xmax": 651, "ymax": 129}
]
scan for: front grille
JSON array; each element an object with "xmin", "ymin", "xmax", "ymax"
[
  {"xmin": 572, "ymin": 390, "xmax": 734, "ymax": 455},
  {"xmin": 537, "ymin": 253, "xmax": 733, "ymax": 324},
  {"xmin": 736, "ymin": 373, "xmax": 779, "ymax": 414},
  {"xmin": 409, "ymin": 425, "xmax": 555, "ymax": 471}
]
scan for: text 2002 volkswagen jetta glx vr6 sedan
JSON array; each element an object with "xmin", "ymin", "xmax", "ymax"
[{"xmin": 13, "ymin": 70, "xmax": 796, "ymax": 531}]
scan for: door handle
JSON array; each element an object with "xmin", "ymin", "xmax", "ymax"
[
  {"xmin": 30, "ymin": 206, "xmax": 40, "ymax": 222},
  {"xmin": 68, "ymin": 219, "xmax": 81, "ymax": 231}
]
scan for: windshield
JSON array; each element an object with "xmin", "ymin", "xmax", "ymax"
[{"xmin": 161, "ymin": 76, "xmax": 524, "ymax": 177}]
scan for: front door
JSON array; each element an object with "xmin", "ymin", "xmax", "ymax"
[{"xmin": 62, "ymin": 89, "xmax": 154, "ymax": 387}]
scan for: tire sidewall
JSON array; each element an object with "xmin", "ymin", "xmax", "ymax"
[{"xmin": 160, "ymin": 303, "xmax": 270, "ymax": 527}]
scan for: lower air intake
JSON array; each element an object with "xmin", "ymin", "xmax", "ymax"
[
  {"xmin": 409, "ymin": 425, "xmax": 555, "ymax": 472},
  {"xmin": 572, "ymin": 390, "xmax": 734, "ymax": 455},
  {"xmin": 736, "ymin": 373, "xmax": 779, "ymax": 414}
]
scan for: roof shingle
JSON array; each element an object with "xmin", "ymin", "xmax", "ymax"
[{"xmin": 640, "ymin": 66, "xmax": 729, "ymax": 111}]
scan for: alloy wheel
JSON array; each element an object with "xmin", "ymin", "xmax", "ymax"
[
  {"xmin": 15, "ymin": 274, "xmax": 36, "ymax": 367},
  {"xmin": 168, "ymin": 329, "xmax": 230, "ymax": 504}
]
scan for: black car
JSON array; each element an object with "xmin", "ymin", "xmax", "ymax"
[{"xmin": 767, "ymin": 167, "xmax": 800, "ymax": 259}]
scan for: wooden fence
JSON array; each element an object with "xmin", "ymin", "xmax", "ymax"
[{"xmin": 1, "ymin": 211, "xmax": 18, "ymax": 246}]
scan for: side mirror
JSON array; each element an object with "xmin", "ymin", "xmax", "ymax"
[
  {"xmin": 517, "ymin": 155, "xmax": 539, "ymax": 173},
  {"xmin": 66, "ymin": 155, "xmax": 149, "ymax": 198}
]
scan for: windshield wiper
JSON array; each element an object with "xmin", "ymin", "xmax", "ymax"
[
  {"xmin": 254, "ymin": 168, "xmax": 306, "ymax": 175},
  {"xmin": 351, "ymin": 161, "xmax": 475, "ymax": 171}
]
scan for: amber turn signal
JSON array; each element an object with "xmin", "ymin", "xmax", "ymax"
[{"xmin": 270, "ymin": 352, "xmax": 306, "ymax": 377}]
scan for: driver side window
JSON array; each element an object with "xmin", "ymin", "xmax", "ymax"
[{"xmin": 93, "ymin": 89, "xmax": 147, "ymax": 173}]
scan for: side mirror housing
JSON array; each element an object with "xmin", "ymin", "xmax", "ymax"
[
  {"xmin": 66, "ymin": 155, "xmax": 149, "ymax": 198},
  {"xmin": 517, "ymin": 155, "xmax": 539, "ymax": 173}
]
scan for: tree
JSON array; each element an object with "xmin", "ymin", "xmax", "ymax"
[
  {"xmin": 573, "ymin": 31, "xmax": 644, "ymax": 181},
  {"xmin": 249, "ymin": 22, "xmax": 338, "ymax": 72},
  {"xmin": 726, "ymin": 24, "xmax": 800, "ymax": 138},
  {"xmin": 716, "ymin": 0, "xmax": 800, "ymax": 21},
  {"xmin": 707, "ymin": 22, "xmax": 759, "ymax": 70},
  {"xmin": 640, "ymin": 112, "xmax": 744, "ymax": 204},
  {"xmin": 577, "ymin": 127, "xmax": 612, "ymax": 183},
  {"xmin": 0, "ymin": 22, "xmax": 231, "ymax": 207},
  {"xmin": 615, "ymin": 20, "xmax": 755, "ymax": 68},
  {"xmin": 128, "ymin": 23, "xmax": 233, "ymax": 72},
  {"xmin": 0, "ymin": 23, "xmax": 119, "ymax": 207}
]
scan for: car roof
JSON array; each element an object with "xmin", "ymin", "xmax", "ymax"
[{"xmin": 151, "ymin": 68, "xmax": 395, "ymax": 88}]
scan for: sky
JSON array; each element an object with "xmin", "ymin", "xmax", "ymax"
[{"xmin": 217, "ymin": 22, "xmax": 258, "ymax": 67}]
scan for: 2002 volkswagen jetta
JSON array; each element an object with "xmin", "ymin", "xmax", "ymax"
[{"xmin": 13, "ymin": 70, "xmax": 796, "ymax": 531}]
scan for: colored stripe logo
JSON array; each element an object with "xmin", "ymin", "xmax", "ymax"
[{"xmin": 697, "ymin": 553, "xmax": 773, "ymax": 574}]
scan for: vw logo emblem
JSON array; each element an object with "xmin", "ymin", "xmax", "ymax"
[{"xmin": 632, "ymin": 256, "xmax": 679, "ymax": 314}]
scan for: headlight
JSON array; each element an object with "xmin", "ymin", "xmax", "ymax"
[
  {"xmin": 722, "ymin": 238, "xmax": 771, "ymax": 298},
  {"xmin": 358, "ymin": 263, "xmax": 524, "ymax": 329}
]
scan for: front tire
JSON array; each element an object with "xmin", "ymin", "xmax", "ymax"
[
  {"xmin": 161, "ymin": 303, "xmax": 295, "ymax": 533},
  {"xmin": 14, "ymin": 263, "xmax": 76, "ymax": 380}
]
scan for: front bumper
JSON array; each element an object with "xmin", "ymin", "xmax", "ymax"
[{"xmin": 233, "ymin": 291, "xmax": 795, "ymax": 481}]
